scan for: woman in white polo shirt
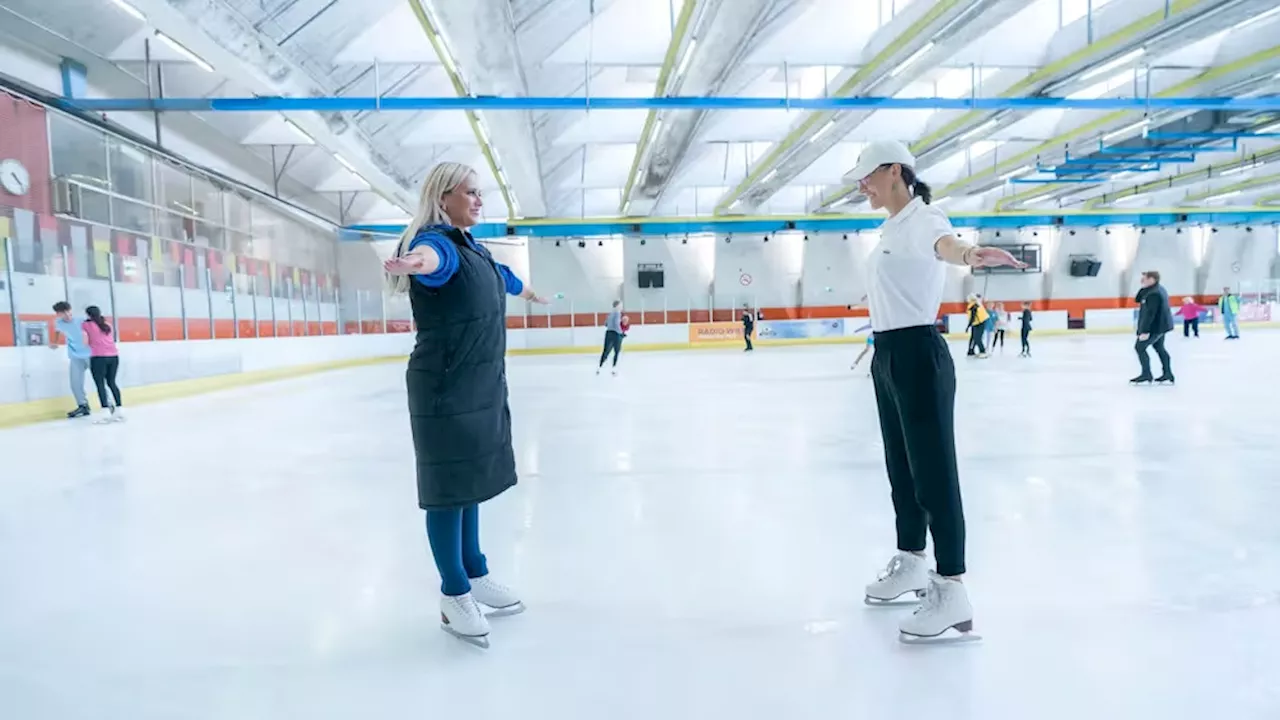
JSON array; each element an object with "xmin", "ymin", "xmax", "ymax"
[{"xmin": 847, "ymin": 140, "xmax": 1024, "ymax": 642}]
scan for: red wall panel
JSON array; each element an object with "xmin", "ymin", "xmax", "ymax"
[{"xmin": 0, "ymin": 95, "xmax": 53, "ymax": 216}]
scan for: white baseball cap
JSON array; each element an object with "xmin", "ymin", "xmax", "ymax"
[{"xmin": 843, "ymin": 140, "xmax": 917, "ymax": 184}]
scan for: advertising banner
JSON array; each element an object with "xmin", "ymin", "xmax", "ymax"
[
  {"xmin": 1239, "ymin": 303, "xmax": 1272, "ymax": 323},
  {"xmin": 757, "ymin": 318, "xmax": 845, "ymax": 340},
  {"xmin": 689, "ymin": 322, "xmax": 746, "ymax": 344}
]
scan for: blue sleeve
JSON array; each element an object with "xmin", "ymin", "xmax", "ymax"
[
  {"xmin": 408, "ymin": 231, "xmax": 461, "ymax": 288},
  {"xmin": 496, "ymin": 263, "xmax": 525, "ymax": 296}
]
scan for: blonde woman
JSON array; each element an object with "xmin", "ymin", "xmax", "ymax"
[{"xmin": 383, "ymin": 162, "xmax": 549, "ymax": 648}]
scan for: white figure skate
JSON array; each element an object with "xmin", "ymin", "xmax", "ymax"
[
  {"xmin": 864, "ymin": 551, "xmax": 928, "ymax": 606},
  {"xmin": 470, "ymin": 575, "xmax": 526, "ymax": 618},
  {"xmin": 440, "ymin": 593, "xmax": 491, "ymax": 648},
  {"xmin": 898, "ymin": 572, "xmax": 981, "ymax": 645},
  {"xmin": 93, "ymin": 404, "xmax": 125, "ymax": 424}
]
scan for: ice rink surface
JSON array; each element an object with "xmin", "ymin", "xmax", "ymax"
[{"xmin": 2, "ymin": 330, "xmax": 1279, "ymax": 719}]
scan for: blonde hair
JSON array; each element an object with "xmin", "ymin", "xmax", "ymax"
[{"xmin": 386, "ymin": 162, "xmax": 477, "ymax": 294}]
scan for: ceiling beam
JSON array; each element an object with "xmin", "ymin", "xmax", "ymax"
[{"xmin": 409, "ymin": 0, "xmax": 546, "ymax": 217}]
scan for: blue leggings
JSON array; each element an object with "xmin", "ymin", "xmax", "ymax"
[{"xmin": 425, "ymin": 505, "xmax": 489, "ymax": 597}]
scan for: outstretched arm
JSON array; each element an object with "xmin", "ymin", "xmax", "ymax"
[
  {"xmin": 935, "ymin": 235, "xmax": 1027, "ymax": 269},
  {"xmin": 496, "ymin": 264, "xmax": 550, "ymax": 304},
  {"xmin": 383, "ymin": 242, "xmax": 443, "ymax": 277}
]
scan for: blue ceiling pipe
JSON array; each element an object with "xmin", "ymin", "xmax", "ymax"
[
  {"xmin": 344, "ymin": 209, "xmax": 1280, "ymax": 238},
  {"xmin": 61, "ymin": 95, "xmax": 1280, "ymax": 113},
  {"xmin": 1094, "ymin": 142, "xmax": 1237, "ymax": 155},
  {"xmin": 1050, "ymin": 165, "xmax": 1163, "ymax": 175},
  {"xmin": 1057, "ymin": 155, "xmax": 1197, "ymax": 165},
  {"xmin": 1145, "ymin": 131, "xmax": 1280, "ymax": 140},
  {"xmin": 1012, "ymin": 177, "xmax": 1113, "ymax": 183}
]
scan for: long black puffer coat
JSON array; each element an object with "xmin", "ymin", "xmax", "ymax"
[{"xmin": 405, "ymin": 226, "xmax": 517, "ymax": 509}]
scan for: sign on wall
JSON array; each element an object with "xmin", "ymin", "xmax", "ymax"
[
  {"xmin": 757, "ymin": 319, "xmax": 845, "ymax": 340},
  {"xmin": 688, "ymin": 322, "xmax": 745, "ymax": 344}
]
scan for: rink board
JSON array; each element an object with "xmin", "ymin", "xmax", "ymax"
[{"xmin": 3, "ymin": 322, "xmax": 1278, "ymax": 428}]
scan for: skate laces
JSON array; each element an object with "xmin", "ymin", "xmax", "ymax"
[
  {"xmin": 913, "ymin": 578, "xmax": 943, "ymax": 616},
  {"xmin": 877, "ymin": 554, "xmax": 910, "ymax": 582}
]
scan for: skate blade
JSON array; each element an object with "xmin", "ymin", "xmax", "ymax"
[
  {"xmin": 441, "ymin": 624, "xmax": 490, "ymax": 649},
  {"xmin": 481, "ymin": 601, "xmax": 525, "ymax": 619},
  {"xmin": 864, "ymin": 589, "xmax": 925, "ymax": 607},
  {"xmin": 899, "ymin": 624, "xmax": 982, "ymax": 645}
]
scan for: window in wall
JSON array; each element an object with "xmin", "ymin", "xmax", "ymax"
[
  {"xmin": 111, "ymin": 197, "xmax": 154, "ymax": 235},
  {"xmin": 195, "ymin": 221, "xmax": 226, "ymax": 251},
  {"xmin": 75, "ymin": 186, "xmax": 112, "ymax": 226},
  {"xmin": 156, "ymin": 160, "xmax": 195, "ymax": 218},
  {"xmin": 192, "ymin": 175, "xmax": 225, "ymax": 226},
  {"xmin": 226, "ymin": 192, "xmax": 252, "ymax": 232},
  {"xmin": 155, "ymin": 210, "xmax": 189, "ymax": 242},
  {"xmin": 50, "ymin": 113, "xmax": 109, "ymax": 189},
  {"xmin": 228, "ymin": 230, "xmax": 253, "ymax": 257},
  {"xmin": 107, "ymin": 138, "xmax": 153, "ymax": 203}
]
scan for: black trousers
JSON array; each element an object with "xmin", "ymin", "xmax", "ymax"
[
  {"xmin": 599, "ymin": 330, "xmax": 623, "ymax": 367},
  {"xmin": 89, "ymin": 356, "xmax": 122, "ymax": 409},
  {"xmin": 993, "ymin": 329, "xmax": 1005, "ymax": 348},
  {"xmin": 1183, "ymin": 317, "xmax": 1199, "ymax": 337},
  {"xmin": 966, "ymin": 326, "xmax": 985, "ymax": 355},
  {"xmin": 1020, "ymin": 327, "xmax": 1031, "ymax": 354},
  {"xmin": 870, "ymin": 326, "xmax": 966, "ymax": 577},
  {"xmin": 1135, "ymin": 332, "xmax": 1172, "ymax": 378},
  {"xmin": 744, "ymin": 327, "xmax": 754, "ymax": 351}
]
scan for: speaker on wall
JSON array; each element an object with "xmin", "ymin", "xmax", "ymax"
[{"xmin": 1069, "ymin": 258, "xmax": 1103, "ymax": 277}]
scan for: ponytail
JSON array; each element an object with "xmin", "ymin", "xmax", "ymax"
[
  {"xmin": 899, "ymin": 165, "xmax": 932, "ymax": 205},
  {"xmin": 85, "ymin": 305, "xmax": 111, "ymax": 336}
]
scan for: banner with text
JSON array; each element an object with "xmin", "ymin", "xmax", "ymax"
[
  {"xmin": 689, "ymin": 322, "xmax": 747, "ymax": 344},
  {"xmin": 757, "ymin": 318, "xmax": 845, "ymax": 341}
]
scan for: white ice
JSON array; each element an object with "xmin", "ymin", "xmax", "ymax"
[{"xmin": 2, "ymin": 331, "xmax": 1279, "ymax": 719}]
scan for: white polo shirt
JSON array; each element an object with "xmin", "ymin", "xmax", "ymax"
[{"xmin": 866, "ymin": 197, "xmax": 955, "ymax": 332}]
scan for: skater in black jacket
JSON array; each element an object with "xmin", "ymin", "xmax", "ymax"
[
  {"xmin": 1018, "ymin": 302, "xmax": 1033, "ymax": 357},
  {"xmin": 1132, "ymin": 271, "xmax": 1175, "ymax": 385}
]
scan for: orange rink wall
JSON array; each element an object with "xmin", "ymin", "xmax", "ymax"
[
  {"xmin": 498, "ymin": 296, "xmax": 1217, "ymax": 330},
  {"xmin": 0, "ymin": 314, "xmax": 338, "ymax": 346},
  {"xmin": 2, "ymin": 295, "xmax": 1219, "ymax": 345}
]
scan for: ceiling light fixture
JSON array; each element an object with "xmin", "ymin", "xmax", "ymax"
[
  {"xmin": 1219, "ymin": 163, "xmax": 1255, "ymax": 177},
  {"xmin": 107, "ymin": 0, "xmax": 146, "ymax": 22},
  {"xmin": 675, "ymin": 38, "xmax": 698, "ymax": 80},
  {"xmin": 1079, "ymin": 48, "xmax": 1144, "ymax": 83},
  {"xmin": 333, "ymin": 153, "xmax": 358, "ymax": 172},
  {"xmin": 282, "ymin": 119, "xmax": 314, "ymax": 144},
  {"xmin": 956, "ymin": 119, "xmax": 999, "ymax": 144},
  {"xmin": 1103, "ymin": 119, "xmax": 1150, "ymax": 143},
  {"xmin": 889, "ymin": 42, "xmax": 935, "ymax": 79},
  {"xmin": 810, "ymin": 121, "xmax": 836, "ymax": 143},
  {"xmin": 932, "ymin": 1, "xmax": 986, "ymax": 40},
  {"xmin": 1231, "ymin": 5, "xmax": 1280, "ymax": 32},
  {"xmin": 1021, "ymin": 190, "xmax": 1058, "ymax": 204},
  {"xmin": 154, "ymin": 31, "xmax": 214, "ymax": 72},
  {"xmin": 1206, "ymin": 189, "xmax": 1243, "ymax": 201},
  {"xmin": 1112, "ymin": 193, "xmax": 1149, "ymax": 205},
  {"xmin": 762, "ymin": 169, "xmax": 778, "ymax": 184}
]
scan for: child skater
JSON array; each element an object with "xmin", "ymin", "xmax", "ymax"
[{"xmin": 1019, "ymin": 301, "xmax": 1033, "ymax": 357}]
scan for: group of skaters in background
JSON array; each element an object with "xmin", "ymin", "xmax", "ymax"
[
  {"xmin": 1175, "ymin": 288, "xmax": 1244, "ymax": 340},
  {"xmin": 964, "ymin": 295, "xmax": 1033, "ymax": 359}
]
